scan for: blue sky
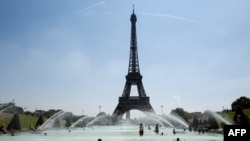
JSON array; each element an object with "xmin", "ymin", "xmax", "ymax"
[{"xmin": 0, "ymin": 0, "xmax": 250, "ymax": 118}]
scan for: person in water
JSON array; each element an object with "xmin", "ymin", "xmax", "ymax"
[
  {"xmin": 173, "ymin": 128, "xmax": 176, "ymax": 134},
  {"xmin": 139, "ymin": 123, "xmax": 144, "ymax": 136},
  {"xmin": 0, "ymin": 124, "xmax": 7, "ymax": 134},
  {"xmin": 154, "ymin": 124, "xmax": 159, "ymax": 134},
  {"xmin": 148, "ymin": 125, "xmax": 151, "ymax": 130}
]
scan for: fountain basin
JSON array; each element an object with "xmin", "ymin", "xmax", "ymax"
[{"xmin": 0, "ymin": 126, "xmax": 223, "ymax": 141}]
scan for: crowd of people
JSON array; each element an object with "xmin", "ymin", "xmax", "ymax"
[{"xmin": 137, "ymin": 123, "xmax": 182, "ymax": 141}]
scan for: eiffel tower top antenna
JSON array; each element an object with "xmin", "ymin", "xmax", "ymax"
[
  {"xmin": 128, "ymin": 4, "xmax": 140, "ymax": 74},
  {"xmin": 132, "ymin": 4, "xmax": 134, "ymax": 14}
]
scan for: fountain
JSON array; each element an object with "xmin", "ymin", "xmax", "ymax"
[
  {"xmin": 0, "ymin": 125, "xmax": 223, "ymax": 141},
  {"xmin": 205, "ymin": 110, "xmax": 232, "ymax": 125},
  {"xmin": 70, "ymin": 116, "xmax": 94, "ymax": 128},
  {"xmin": 37, "ymin": 110, "xmax": 70, "ymax": 130},
  {"xmin": 0, "ymin": 110, "xmax": 224, "ymax": 141},
  {"xmin": 70, "ymin": 112, "xmax": 180, "ymax": 128},
  {"xmin": 144, "ymin": 112, "xmax": 175, "ymax": 127},
  {"xmin": 0, "ymin": 105, "xmax": 14, "ymax": 113},
  {"xmin": 162, "ymin": 113, "xmax": 189, "ymax": 128},
  {"xmin": 86, "ymin": 114, "xmax": 114, "ymax": 126}
]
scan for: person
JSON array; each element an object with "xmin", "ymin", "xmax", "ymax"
[
  {"xmin": 173, "ymin": 128, "xmax": 176, "ymax": 134},
  {"xmin": 10, "ymin": 125, "xmax": 15, "ymax": 136},
  {"xmin": 139, "ymin": 123, "xmax": 144, "ymax": 136},
  {"xmin": 233, "ymin": 106, "xmax": 249, "ymax": 126},
  {"xmin": 154, "ymin": 124, "xmax": 159, "ymax": 134},
  {"xmin": 235, "ymin": 115, "xmax": 242, "ymax": 125},
  {"xmin": 176, "ymin": 137, "xmax": 180, "ymax": 141},
  {"xmin": 148, "ymin": 125, "xmax": 151, "ymax": 130},
  {"xmin": 0, "ymin": 124, "xmax": 7, "ymax": 134},
  {"xmin": 97, "ymin": 138, "xmax": 102, "ymax": 141}
]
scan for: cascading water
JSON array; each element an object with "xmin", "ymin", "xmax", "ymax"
[
  {"xmin": 37, "ymin": 110, "xmax": 67, "ymax": 130},
  {"xmin": 162, "ymin": 113, "xmax": 189, "ymax": 128},
  {"xmin": 205, "ymin": 110, "xmax": 232, "ymax": 125},
  {"xmin": 70, "ymin": 116, "xmax": 94, "ymax": 128},
  {"xmin": 144, "ymin": 112, "xmax": 174, "ymax": 127},
  {"xmin": 0, "ymin": 105, "xmax": 14, "ymax": 113},
  {"xmin": 86, "ymin": 114, "xmax": 113, "ymax": 126},
  {"xmin": 0, "ymin": 109, "xmax": 224, "ymax": 141}
]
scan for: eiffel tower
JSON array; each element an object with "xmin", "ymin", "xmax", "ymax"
[{"xmin": 113, "ymin": 7, "xmax": 155, "ymax": 118}]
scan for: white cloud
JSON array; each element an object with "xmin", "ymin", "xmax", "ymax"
[
  {"xmin": 85, "ymin": 1, "xmax": 105, "ymax": 10},
  {"xmin": 142, "ymin": 12, "xmax": 225, "ymax": 33}
]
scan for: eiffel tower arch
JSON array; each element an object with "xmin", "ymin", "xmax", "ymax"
[{"xmin": 113, "ymin": 7, "xmax": 155, "ymax": 118}]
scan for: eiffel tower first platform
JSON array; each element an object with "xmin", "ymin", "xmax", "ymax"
[{"xmin": 113, "ymin": 8, "xmax": 155, "ymax": 118}]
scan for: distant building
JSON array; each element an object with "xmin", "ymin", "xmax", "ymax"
[
  {"xmin": 34, "ymin": 110, "xmax": 45, "ymax": 117},
  {"xmin": 191, "ymin": 112, "xmax": 203, "ymax": 117}
]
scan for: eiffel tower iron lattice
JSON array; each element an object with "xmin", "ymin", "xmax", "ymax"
[{"xmin": 112, "ymin": 8, "xmax": 155, "ymax": 118}]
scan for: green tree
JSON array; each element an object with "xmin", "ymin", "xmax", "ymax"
[
  {"xmin": 44, "ymin": 109, "xmax": 61, "ymax": 118},
  {"xmin": 35, "ymin": 115, "xmax": 44, "ymax": 129},
  {"xmin": 24, "ymin": 111, "xmax": 34, "ymax": 116},
  {"xmin": 231, "ymin": 96, "xmax": 250, "ymax": 111},
  {"xmin": 7, "ymin": 113, "xmax": 21, "ymax": 130},
  {"xmin": 192, "ymin": 115, "xmax": 199, "ymax": 131},
  {"xmin": 64, "ymin": 112, "xmax": 73, "ymax": 127},
  {"xmin": 3, "ymin": 103, "xmax": 24, "ymax": 114},
  {"xmin": 171, "ymin": 108, "xmax": 191, "ymax": 122},
  {"xmin": 233, "ymin": 105, "xmax": 249, "ymax": 125},
  {"xmin": 15, "ymin": 106, "xmax": 24, "ymax": 114},
  {"xmin": 65, "ymin": 118, "xmax": 71, "ymax": 127}
]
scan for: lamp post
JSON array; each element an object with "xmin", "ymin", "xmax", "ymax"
[
  {"xmin": 99, "ymin": 106, "xmax": 101, "ymax": 113},
  {"xmin": 161, "ymin": 105, "xmax": 163, "ymax": 115}
]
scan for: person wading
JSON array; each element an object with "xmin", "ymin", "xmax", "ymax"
[{"xmin": 139, "ymin": 123, "xmax": 144, "ymax": 136}]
